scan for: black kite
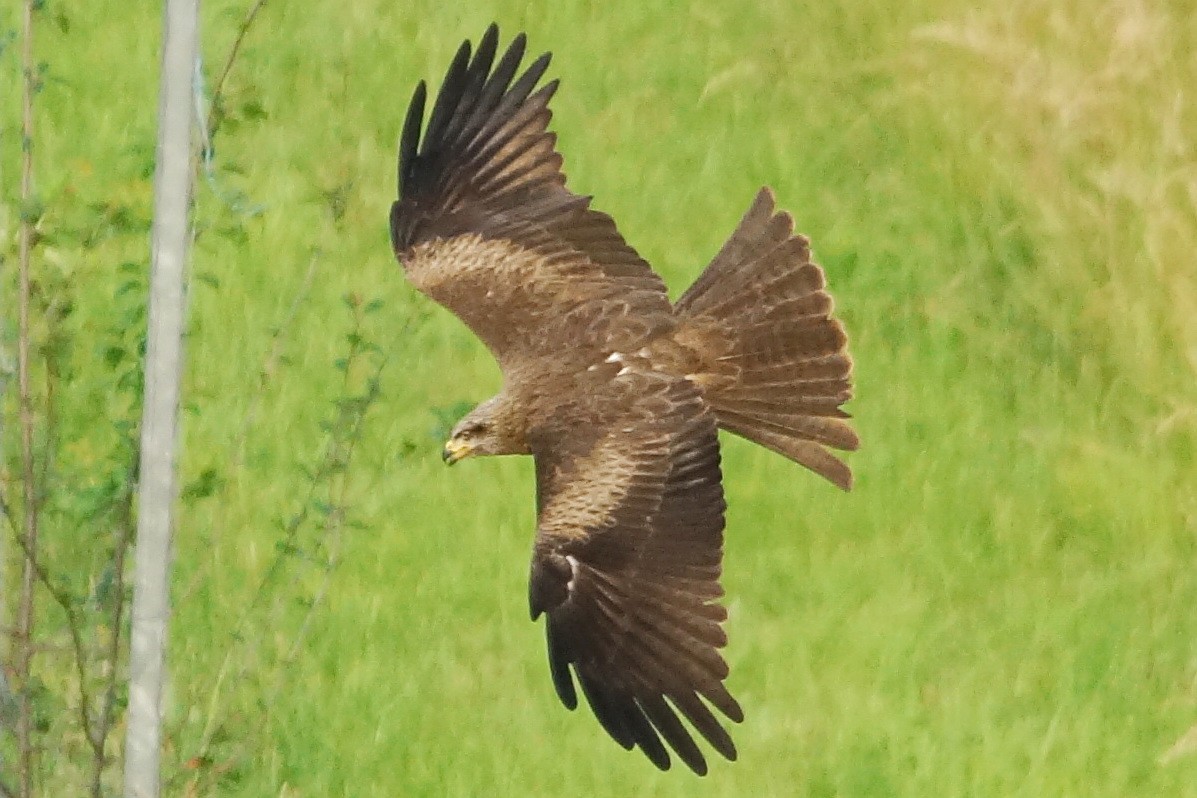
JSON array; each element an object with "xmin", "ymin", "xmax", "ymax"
[{"xmin": 389, "ymin": 25, "xmax": 857, "ymax": 775}]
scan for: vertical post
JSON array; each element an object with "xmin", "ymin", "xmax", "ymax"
[{"xmin": 123, "ymin": 0, "xmax": 198, "ymax": 796}]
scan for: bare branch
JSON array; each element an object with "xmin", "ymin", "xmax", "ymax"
[
  {"xmin": 1, "ymin": 497, "xmax": 99, "ymax": 753},
  {"xmin": 236, "ymin": 252, "xmax": 320, "ymax": 458},
  {"xmin": 206, "ymin": 0, "xmax": 270, "ymax": 142},
  {"xmin": 16, "ymin": 1, "xmax": 40, "ymax": 793},
  {"xmin": 178, "ymin": 251, "xmax": 320, "ymax": 605},
  {"xmin": 89, "ymin": 472, "xmax": 137, "ymax": 798},
  {"xmin": 186, "ymin": 311, "xmax": 389, "ymax": 788}
]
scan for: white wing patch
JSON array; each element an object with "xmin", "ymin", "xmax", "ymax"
[
  {"xmin": 565, "ymin": 555, "xmax": 580, "ymax": 593},
  {"xmin": 601, "ymin": 351, "xmax": 642, "ymax": 378}
]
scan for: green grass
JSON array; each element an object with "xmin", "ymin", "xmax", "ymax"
[{"xmin": 3, "ymin": 0, "xmax": 1197, "ymax": 795}]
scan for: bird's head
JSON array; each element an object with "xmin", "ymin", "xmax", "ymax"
[{"xmin": 442, "ymin": 395, "xmax": 528, "ymax": 464}]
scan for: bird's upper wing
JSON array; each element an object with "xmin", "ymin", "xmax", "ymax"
[
  {"xmin": 526, "ymin": 371, "xmax": 741, "ymax": 775},
  {"xmin": 390, "ymin": 25, "xmax": 673, "ymax": 373}
]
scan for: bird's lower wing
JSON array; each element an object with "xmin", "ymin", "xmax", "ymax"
[{"xmin": 527, "ymin": 374, "xmax": 741, "ymax": 775}]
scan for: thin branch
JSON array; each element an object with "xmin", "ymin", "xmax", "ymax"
[
  {"xmin": 281, "ymin": 530, "xmax": 342, "ymax": 667},
  {"xmin": 178, "ymin": 252, "xmax": 321, "ymax": 605},
  {"xmin": 0, "ymin": 629, "xmax": 70, "ymax": 655},
  {"xmin": 196, "ymin": 0, "xmax": 273, "ymax": 217},
  {"xmin": 235, "ymin": 252, "xmax": 320, "ymax": 459},
  {"xmin": 89, "ymin": 471, "xmax": 137, "ymax": 798},
  {"xmin": 205, "ymin": 0, "xmax": 269, "ymax": 143},
  {"xmin": 189, "ymin": 430, "xmax": 347, "ymax": 760},
  {"xmin": 187, "ymin": 317, "xmax": 388, "ymax": 788},
  {"xmin": 16, "ymin": 0, "xmax": 40, "ymax": 793},
  {"xmin": 280, "ymin": 349, "xmax": 386, "ymax": 669},
  {"xmin": 34, "ymin": 324, "xmax": 59, "ymax": 501},
  {"xmin": 1, "ymin": 500, "xmax": 99, "ymax": 753}
]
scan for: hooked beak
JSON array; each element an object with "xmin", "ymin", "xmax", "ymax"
[{"xmin": 442, "ymin": 438, "xmax": 472, "ymax": 465}]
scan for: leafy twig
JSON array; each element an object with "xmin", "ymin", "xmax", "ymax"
[
  {"xmin": 184, "ymin": 297, "xmax": 389, "ymax": 793},
  {"xmin": 0, "ymin": 498, "xmax": 98, "ymax": 776},
  {"xmin": 178, "ymin": 251, "xmax": 321, "ymax": 605},
  {"xmin": 88, "ymin": 468, "xmax": 137, "ymax": 798},
  {"xmin": 234, "ymin": 252, "xmax": 321, "ymax": 463},
  {"xmin": 205, "ymin": 0, "xmax": 270, "ymax": 143}
]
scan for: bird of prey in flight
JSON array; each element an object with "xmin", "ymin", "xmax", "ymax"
[{"xmin": 389, "ymin": 24, "xmax": 856, "ymax": 775}]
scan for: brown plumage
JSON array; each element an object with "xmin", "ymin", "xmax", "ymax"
[{"xmin": 389, "ymin": 25, "xmax": 857, "ymax": 775}]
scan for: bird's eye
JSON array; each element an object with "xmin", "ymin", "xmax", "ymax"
[{"xmin": 461, "ymin": 422, "xmax": 488, "ymax": 438}]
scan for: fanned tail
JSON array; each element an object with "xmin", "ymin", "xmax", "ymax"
[{"xmin": 673, "ymin": 188, "xmax": 858, "ymax": 490}]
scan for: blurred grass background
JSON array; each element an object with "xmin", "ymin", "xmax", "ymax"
[{"xmin": 2, "ymin": 0, "xmax": 1196, "ymax": 795}]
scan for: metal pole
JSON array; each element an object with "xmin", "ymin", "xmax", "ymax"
[{"xmin": 123, "ymin": 0, "xmax": 198, "ymax": 795}]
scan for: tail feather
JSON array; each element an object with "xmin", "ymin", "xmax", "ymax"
[
  {"xmin": 720, "ymin": 367, "xmax": 852, "ymax": 394},
  {"xmin": 717, "ymin": 385, "xmax": 851, "ymax": 410},
  {"xmin": 673, "ymin": 188, "xmax": 857, "ymax": 489},
  {"xmin": 722, "ymin": 318, "xmax": 846, "ymax": 364},
  {"xmin": 723, "ymin": 420, "xmax": 855, "ymax": 491},
  {"xmin": 714, "ymin": 392, "xmax": 853, "ymax": 420},
  {"xmin": 678, "ymin": 191, "xmax": 792, "ymax": 307},
  {"xmin": 714, "ymin": 405, "xmax": 857, "ymax": 446},
  {"xmin": 745, "ymin": 291, "xmax": 835, "ymax": 324},
  {"xmin": 680, "ymin": 241, "xmax": 822, "ymax": 323},
  {"xmin": 717, "ymin": 354, "xmax": 851, "ymax": 386}
]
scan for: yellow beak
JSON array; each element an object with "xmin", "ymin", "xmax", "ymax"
[{"xmin": 442, "ymin": 438, "xmax": 472, "ymax": 465}]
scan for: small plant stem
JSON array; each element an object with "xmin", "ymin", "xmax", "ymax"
[{"xmin": 16, "ymin": 1, "xmax": 39, "ymax": 794}]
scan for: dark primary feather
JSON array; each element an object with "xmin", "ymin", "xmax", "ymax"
[
  {"xmin": 527, "ymin": 374, "xmax": 740, "ymax": 775},
  {"xmin": 391, "ymin": 23, "xmax": 557, "ymax": 250},
  {"xmin": 397, "ymin": 80, "xmax": 426, "ymax": 200},
  {"xmin": 389, "ymin": 25, "xmax": 673, "ymax": 373}
]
